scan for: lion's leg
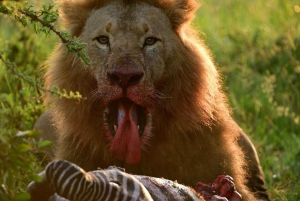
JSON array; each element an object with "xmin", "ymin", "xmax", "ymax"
[
  {"xmin": 238, "ymin": 132, "xmax": 270, "ymax": 200},
  {"xmin": 34, "ymin": 110, "xmax": 56, "ymax": 162}
]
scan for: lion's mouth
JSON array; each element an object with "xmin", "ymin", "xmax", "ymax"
[{"xmin": 106, "ymin": 98, "xmax": 148, "ymax": 138}]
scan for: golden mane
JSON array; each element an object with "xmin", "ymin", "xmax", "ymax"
[{"xmin": 58, "ymin": 0, "xmax": 199, "ymax": 36}]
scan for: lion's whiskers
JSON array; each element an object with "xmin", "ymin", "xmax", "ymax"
[
  {"xmin": 89, "ymin": 89, "xmax": 104, "ymax": 103},
  {"xmin": 153, "ymin": 90, "xmax": 172, "ymax": 99},
  {"xmin": 150, "ymin": 90, "xmax": 171, "ymax": 111}
]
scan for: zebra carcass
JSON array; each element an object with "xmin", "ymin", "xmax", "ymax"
[
  {"xmin": 27, "ymin": 160, "xmax": 203, "ymax": 201},
  {"xmin": 27, "ymin": 160, "xmax": 242, "ymax": 201}
]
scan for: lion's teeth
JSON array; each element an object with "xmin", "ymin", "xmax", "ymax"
[
  {"xmin": 137, "ymin": 125, "xmax": 140, "ymax": 131},
  {"xmin": 114, "ymin": 125, "xmax": 117, "ymax": 132}
]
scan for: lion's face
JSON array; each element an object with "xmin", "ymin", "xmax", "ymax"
[{"xmin": 78, "ymin": 2, "xmax": 181, "ymax": 165}]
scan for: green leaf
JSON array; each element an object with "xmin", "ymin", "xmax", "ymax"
[
  {"xmin": 38, "ymin": 140, "xmax": 53, "ymax": 148},
  {"xmin": 33, "ymin": 22, "xmax": 38, "ymax": 33},
  {"xmin": 29, "ymin": 130, "xmax": 41, "ymax": 137},
  {"xmin": 0, "ymin": 5, "xmax": 8, "ymax": 13},
  {"xmin": 31, "ymin": 174, "xmax": 43, "ymax": 182},
  {"xmin": 17, "ymin": 144, "xmax": 31, "ymax": 152},
  {"xmin": 14, "ymin": 193, "xmax": 30, "ymax": 201}
]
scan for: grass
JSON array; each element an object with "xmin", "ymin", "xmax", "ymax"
[
  {"xmin": 196, "ymin": 0, "xmax": 300, "ymax": 200},
  {"xmin": 0, "ymin": 0, "xmax": 300, "ymax": 200}
]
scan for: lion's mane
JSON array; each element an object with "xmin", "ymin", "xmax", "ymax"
[{"xmin": 44, "ymin": 0, "xmax": 256, "ymax": 200}]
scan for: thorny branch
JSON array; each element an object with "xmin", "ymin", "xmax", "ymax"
[
  {"xmin": 19, "ymin": 10, "xmax": 68, "ymax": 44},
  {"xmin": 0, "ymin": 54, "xmax": 84, "ymax": 100},
  {"xmin": 0, "ymin": 2, "xmax": 90, "ymax": 65},
  {"xmin": 0, "ymin": 1, "xmax": 89, "ymax": 100}
]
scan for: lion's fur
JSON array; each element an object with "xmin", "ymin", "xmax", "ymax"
[
  {"xmin": 58, "ymin": 0, "xmax": 198, "ymax": 36},
  {"xmin": 44, "ymin": 0, "xmax": 258, "ymax": 200}
]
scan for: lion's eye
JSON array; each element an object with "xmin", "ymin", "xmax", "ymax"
[
  {"xmin": 96, "ymin": 36, "xmax": 109, "ymax": 44},
  {"xmin": 144, "ymin": 37, "xmax": 157, "ymax": 46}
]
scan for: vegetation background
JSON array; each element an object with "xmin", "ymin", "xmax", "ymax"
[{"xmin": 0, "ymin": 0, "xmax": 299, "ymax": 200}]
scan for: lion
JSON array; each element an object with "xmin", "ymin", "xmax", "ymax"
[{"xmin": 35, "ymin": 0, "xmax": 269, "ymax": 200}]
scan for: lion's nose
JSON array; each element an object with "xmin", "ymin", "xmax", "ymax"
[{"xmin": 107, "ymin": 68, "xmax": 144, "ymax": 89}]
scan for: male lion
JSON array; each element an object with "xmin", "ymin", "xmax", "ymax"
[{"xmin": 35, "ymin": 0, "xmax": 269, "ymax": 200}]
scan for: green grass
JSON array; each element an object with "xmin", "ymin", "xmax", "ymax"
[
  {"xmin": 0, "ymin": 0, "xmax": 300, "ymax": 200},
  {"xmin": 196, "ymin": 0, "xmax": 300, "ymax": 200},
  {"xmin": 0, "ymin": 2, "xmax": 57, "ymax": 200}
]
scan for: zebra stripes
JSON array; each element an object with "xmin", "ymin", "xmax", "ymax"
[
  {"xmin": 27, "ymin": 160, "xmax": 202, "ymax": 201},
  {"xmin": 27, "ymin": 160, "xmax": 153, "ymax": 201}
]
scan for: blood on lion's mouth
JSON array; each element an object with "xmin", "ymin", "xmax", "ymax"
[{"xmin": 106, "ymin": 98, "xmax": 147, "ymax": 138}]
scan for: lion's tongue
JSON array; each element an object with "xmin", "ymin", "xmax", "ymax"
[{"xmin": 110, "ymin": 101, "xmax": 141, "ymax": 165}]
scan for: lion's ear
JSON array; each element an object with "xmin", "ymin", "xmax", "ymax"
[
  {"xmin": 163, "ymin": 0, "xmax": 200, "ymax": 29},
  {"xmin": 58, "ymin": 0, "xmax": 90, "ymax": 36},
  {"xmin": 58, "ymin": 0, "xmax": 105, "ymax": 36}
]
